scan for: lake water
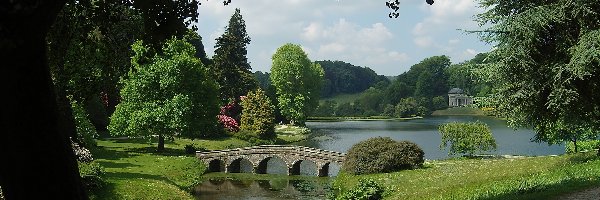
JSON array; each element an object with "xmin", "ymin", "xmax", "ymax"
[
  {"xmin": 300, "ymin": 116, "xmax": 564, "ymax": 160},
  {"xmin": 195, "ymin": 115, "xmax": 565, "ymax": 199}
]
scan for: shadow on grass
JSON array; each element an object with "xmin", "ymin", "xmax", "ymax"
[
  {"xmin": 88, "ymin": 180, "xmax": 119, "ymax": 200},
  {"xmin": 128, "ymin": 146, "xmax": 191, "ymax": 157},
  {"xmin": 105, "ymin": 171, "xmax": 183, "ymax": 190},
  {"xmin": 90, "ymin": 146, "xmax": 136, "ymax": 160},
  {"xmin": 96, "ymin": 160, "xmax": 141, "ymax": 169}
]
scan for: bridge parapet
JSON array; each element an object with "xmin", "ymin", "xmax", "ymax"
[{"xmin": 197, "ymin": 145, "xmax": 345, "ymax": 177}]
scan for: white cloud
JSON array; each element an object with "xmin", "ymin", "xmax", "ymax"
[
  {"xmin": 412, "ymin": 0, "xmax": 485, "ymax": 63},
  {"xmin": 414, "ymin": 36, "xmax": 433, "ymax": 48},
  {"xmin": 465, "ymin": 48, "xmax": 478, "ymax": 56},
  {"xmin": 299, "ymin": 18, "xmax": 409, "ymax": 72},
  {"xmin": 194, "ymin": 0, "xmax": 490, "ymax": 75}
]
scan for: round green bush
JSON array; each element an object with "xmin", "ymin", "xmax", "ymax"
[{"xmin": 342, "ymin": 137, "xmax": 424, "ymax": 175}]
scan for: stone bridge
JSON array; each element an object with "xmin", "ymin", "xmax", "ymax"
[{"xmin": 196, "ymin": 145, "xmax": 345, "ymax": 177}]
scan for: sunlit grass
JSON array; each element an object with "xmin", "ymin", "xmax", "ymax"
[
  {"xmin": 333, "ymin": 152, "xmax": 600, "ymax": 199},
  {"xmin": 89, "ymin": 137, "xmax": 251, "ymax": 199}
]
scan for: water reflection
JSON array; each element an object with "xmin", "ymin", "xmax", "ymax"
[{"xmin": 195, "ymin": 177, "xmax": 331, "ymax": 200}]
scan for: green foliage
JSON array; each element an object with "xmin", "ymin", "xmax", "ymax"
[
  {"xmin": 476, "ymin": 0, "xmax": 600, "ymax": 150},
  {"xmin": 316, "ymin": 60, "xmax": 389, "ymax": 98},
  {"xmin": 336, "ymin": 178, "xmax": 384, "ymax": 200},
  {"xmin": 270, "ymin": 43, "xmax": 324, "ymax": 125},
  {"xmin": 78, "ymin": 161, "xmax": 105, "ymax": 192},
  {"xmin": 313, "ymin": 100, "xmax": 337, "ymax": 117},
  {"xmin": 566, "ymin": 140, "xmax": 600, "ymax": 154},
  {"xmin": 357, "ymin": 87, "xmax": 385, "ymax": 115},
  {"xmin": 343, "ymin": 137, "xmax": 424, "ymax": 175},
  {"xmin": 109, "ymin": 38, "xmax": 220, "ymax": 149},
  {"xmin": 432, "ymin": 96, "xmax": 448, "ymax": 111},
  {"xmin": 394, "ymin": 97, "xmax": 426, "ymax": 118},
  {"xmin": 439, "ymin": 122, "xmax": 497, "ymax": 156},
  {"xmin": 70, "ymin": 98, "xmax": 98, "ymax": 148},
  {"xmin": 240, "ymin": 88, "xmax": 276, "ymax": 139},
  {"xmin": 211, "ymin": 8, "xmax": 257, "ymax": 101}
]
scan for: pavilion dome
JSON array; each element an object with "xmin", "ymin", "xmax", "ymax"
[{"xmin": 448, "ymin": 88, "xmax": 464, "ymax": 94}]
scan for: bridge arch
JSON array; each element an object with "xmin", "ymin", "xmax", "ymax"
[
  {"xmin": 255, "ymin": 155, "xmax": 289, "ymax": 175},
  {"xmin": 207, "ymin": 159, "xmax": 225, "ymax": 172},
  {"xmin": 226, "ymin": 157, "xmax": 254, "ymax": 173},
  {"xmin": 290, "ymin": 160, "xmax": 318, "ymax": 176}
]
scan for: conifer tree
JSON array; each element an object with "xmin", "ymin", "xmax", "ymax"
[{"xmin": 212, "ymin": 8, "xmax": 257, "ymax": 101}]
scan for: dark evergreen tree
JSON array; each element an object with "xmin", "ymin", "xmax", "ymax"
[{"xmin": 212, "ymin": 8, "xmax": 257, "ymax": 101}]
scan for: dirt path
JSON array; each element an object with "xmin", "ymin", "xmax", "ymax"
[{"xmin": 556, "ymin": 186, "xmax": 600, "ymax": 200}]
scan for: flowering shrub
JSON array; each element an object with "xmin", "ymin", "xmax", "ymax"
[
  {"xmin": 71, "ymin": 138, "xmax": 94, "ymax": 163},
  {"xmin": 218, "ymin": 99, "xmax": 243, "ymax": 132},
  {"xmin": 218, "ymin": 114, "xmax": 239, "ymax": 132}
]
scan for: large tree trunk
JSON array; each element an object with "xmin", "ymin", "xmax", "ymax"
[
  {"xmin": 0, "ymin": 1, "xmax": 87, "ymax": 199},
  {"xmin": 158, "ymin": 134, "xmax": 165, "ymax": 152}
]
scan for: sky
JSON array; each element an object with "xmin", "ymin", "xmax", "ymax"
[{"xmin": 195, "ymin": 0, "xmax": 491, "ymax": 76}]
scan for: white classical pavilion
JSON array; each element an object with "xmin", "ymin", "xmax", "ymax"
[{"xmin": 448, "ymin": 88, "xmax": 473, "ymax": 107}]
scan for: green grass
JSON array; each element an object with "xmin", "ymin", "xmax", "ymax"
[
  {"xmin": 88, "ymin": 131, "xmax": 315, "ymax": 199},
  {"xmin": 320, "ymin": 93, "xmax": 362, "ymax": 104},
  {"xmin": 333, "ymin": 152, "xmax": 600, "ymax": 199},
  {"xmin": 89, "ymin": 137, "xmax": 251, "ymax": 199},
  {"xmin": 275, "ymin": 125, "xmax": 310, "ymax": 143},
  {"xmin": 432, "ymin": 107, "xmax": 485, "ymax": 116}
]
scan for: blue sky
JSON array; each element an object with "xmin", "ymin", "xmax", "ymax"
[{"xmin": 195, "ymin": 0, "xmax": 491, "ymax": 76}]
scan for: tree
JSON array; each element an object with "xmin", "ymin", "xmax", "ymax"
[
  {"xmin": 476, "ymin": 0, "xmax": 600, "ymax": 151},
  {"xmin": 316, "ymin": 60, "xmax": 389, "ymax": 97},
  {"xmin": 0, "ymin": 1, "xmax": 434, "ymax": 198},
  {"xmin": 109, "ymin": 39, "xmax": 220, "ymax": 151},
  {"xmin": 394, "ymin": 97, "xmax": 419, "ymax": 118},
  {"xmin": 270, "ymin": 43, "xmax": 324, "ymax": 125},
  {"xmin": 358, "ymin": 87, "xmax": 385, "ymax": 115},
  {"xmin": 438, "ymin": 122, "xmax": 496, "ymax": 156},
  {"xmin": 211, "ymin": 8, "xmax": 257, "ymax": 101},
  {"xmin": 313, "ymin": 100, "xmax": 337, "ymax": 117},
  {"xmin": 47, "ymin": 0, "xmax": 143, "ymax": 136},
  {"xmin": 240, "ymin": 88, "xmax": 276, "ymax": 139},
  {"xmin": 1, "ymin": 0, "xmax": 88, "ymax": 199}
]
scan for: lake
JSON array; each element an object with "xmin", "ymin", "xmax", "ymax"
[
  {"xmin": 300, "ymin": 115, "xmax": 564, "ymax": 161},
  {"xmin": 195, "ymin": 115, "xmax": 565, "ymax": 199}
]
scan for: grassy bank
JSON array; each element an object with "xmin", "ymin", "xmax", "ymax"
[
  {"xmin": 333, "ymin": 152, "xmax": 600, "ymax": 199},
  {"xmin": 431, "ymin": 107, "xmax": 485, "ymax": 116},
  {"xmin": 88, "ymin": 126, "xmax": 312, "ymax": 199},
  {"xmin": 89, "ymin": 137, "xmax": 251, "ymax": 199}
]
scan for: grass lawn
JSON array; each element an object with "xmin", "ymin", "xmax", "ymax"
[
  {"xmin": 333, "ymin": 152, "xmax": 600, "ymax": 199},
  {"xmin": 87, "ymin": 129, "xmax": 312, "ymax": 199},
  {"xmin": 89, "ymin": 137, "xmax": 251, "ymax": 199},
  {"xmin": 320, "ymin": 93, "xmax": 362, "ymax": 105}
]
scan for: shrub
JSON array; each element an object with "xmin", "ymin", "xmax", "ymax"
[
  {"xmin": 78, "ymin": 161, "xmax": 105, "ymax": 191},
  {"xmin": 71, "ymin": 139, "xmax": 94, "ymax": 163},
  {"xmin": 233, "ymin": 130, "xmax": 276, "ymax": 145},
  {"xmin": 240, "ymin": 88, "xmax": 276, "ymax": 139},
  {"xmin": 336, "ymin": 178, "xmax": 384, "ymax": 200},
  {"xmin": 184, "ymin": 144, "xmax": 206, "ymax": 154},
  {"xmin": 218, "ymin": 114, "xmax": 239, "ymax": 132},
  {"xmin": 438, "ymin": 121, "xmax": 496, "ymax": 156},
  {"xmin": 342, "ymin": 137, "xmax": 424, "ymax": 175},
  {"xmin": 566, "ymin": 140, "xmax": 600, "ymax": 153},
  {"xmin": 71, "ymin": 97, "xmax": 98, "ymax": 148}
]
